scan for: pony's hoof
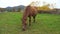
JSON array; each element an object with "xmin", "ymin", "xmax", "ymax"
[{"xmin": 22, "ymin": 29, "xmax": 26, "ymax": 31}]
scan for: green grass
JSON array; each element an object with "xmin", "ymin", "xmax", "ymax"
[{"xmin": 0, "ymin": 12, "xmax": 60, "ymax": 34}]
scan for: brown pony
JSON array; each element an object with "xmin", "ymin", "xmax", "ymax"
[{"xmin": 22, "ymin": 5, "xmax": 38, "ymax": 31}]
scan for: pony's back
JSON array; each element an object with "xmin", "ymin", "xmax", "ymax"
[{"xmin": 25, "ymin": 5, "xmax": 37, "ymax": 16}]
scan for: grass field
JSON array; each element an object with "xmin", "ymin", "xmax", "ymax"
[{"xmin": 0, "ymin": 12, "xmax": 60, "ymax": 34}]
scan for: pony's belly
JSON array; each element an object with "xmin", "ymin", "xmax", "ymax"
[{"xmin": 29, "ymin": 13, "xmax": 36, "ymax": 16}]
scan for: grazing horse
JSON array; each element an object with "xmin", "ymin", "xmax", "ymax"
[{"xmin": 22, "ymin": 5, "xmax": 38, "ymax": 31}]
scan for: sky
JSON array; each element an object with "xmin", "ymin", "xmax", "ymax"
[{"xmin": 0, "ymin": 0, "xmax": 60, "ymax": 8}]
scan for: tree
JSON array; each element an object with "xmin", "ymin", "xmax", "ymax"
[
  {"xmin": 29, "ymin": 1, "xmax": 39, "ymax": 6},
  {"xmin": 37, "ymin": 4, "xmax": 51, "ymax": 11}
]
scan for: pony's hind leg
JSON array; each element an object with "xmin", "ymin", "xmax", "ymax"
[
  {"xmin": 29, "ymin": 16, "xmax": 31, "ymax": 26},
  {"xmin": 33, "ymin": 15, "xmax": 36, "ymax": 23}
]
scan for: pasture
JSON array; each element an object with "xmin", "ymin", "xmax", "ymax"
[{"xmin": 0, "ymin": 12, "xmax": 60, "ymax": 34}]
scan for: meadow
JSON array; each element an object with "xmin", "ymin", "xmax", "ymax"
[{"xmin": 0, "ymin": 12, "xmax": 60, "ymax": 34}]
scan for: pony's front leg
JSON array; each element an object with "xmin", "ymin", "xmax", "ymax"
[
  {"xmin": 33, "ymin": 16, "xmax": 36, "ymax": 23},
  {"xmin": 29, "ymin": 16, "xmax": 31, "ymax": 26}
]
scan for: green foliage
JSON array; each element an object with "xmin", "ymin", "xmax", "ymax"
[
  {"xmin": 37, "ymin": 4, "xmax": 51, "ymax": 11},
  {"xmin": 0, "ymin": 12, "xmax": 60, "ymax": 34}
]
